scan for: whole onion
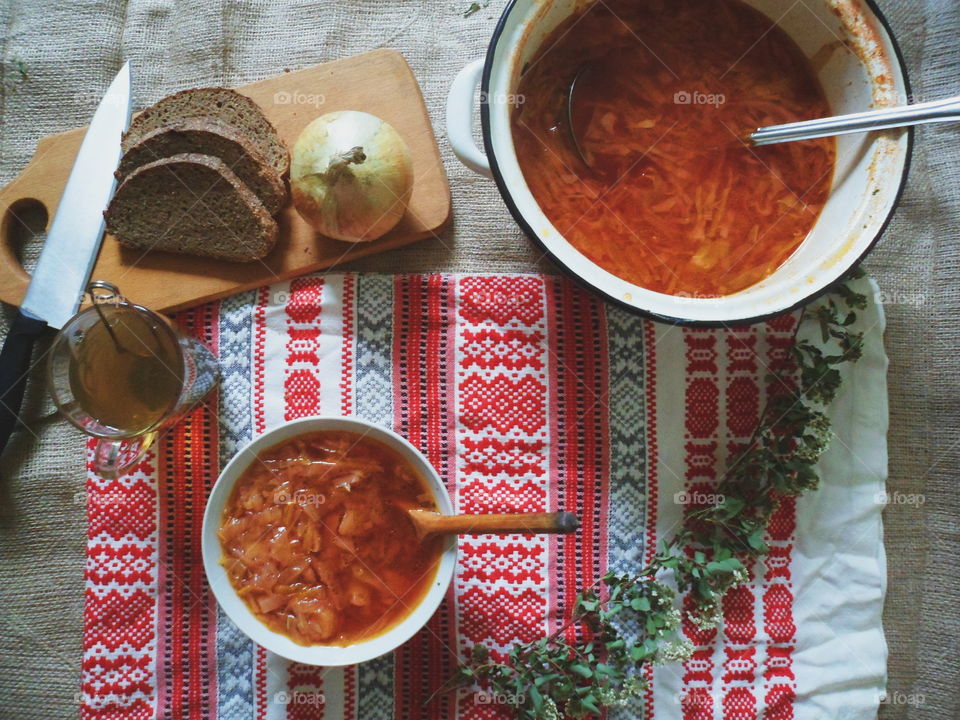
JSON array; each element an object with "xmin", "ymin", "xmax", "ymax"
[{"xmin": 290, "ymin": 110, "xmax": 414, "ymax": 242}]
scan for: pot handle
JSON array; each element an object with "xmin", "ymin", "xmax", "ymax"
[{"xmin": 446, "ymin": 59, "xmax": 493, "ymax": 178}]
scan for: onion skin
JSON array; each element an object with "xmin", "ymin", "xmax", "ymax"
[{"xmin": 291, "ymin": 111, "xmax": 414, "ymax": 242}]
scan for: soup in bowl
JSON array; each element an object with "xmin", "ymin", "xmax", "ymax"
[
  {"xmin": 447, "ymin": 0, "xmax": 911, "ymax": 323},
  {"xmin": 202, "ymin": 416, "xmax": 457, "ymax": 666}
]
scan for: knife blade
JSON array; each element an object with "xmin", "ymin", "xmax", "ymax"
[{"xmin": 0, "ymin": 62, "xmax": 132, "ymax": 457}]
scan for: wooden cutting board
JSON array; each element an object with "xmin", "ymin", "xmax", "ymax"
[{"xmin": 0, "ymin": 49, "xmax": 450, "ymax": 314}]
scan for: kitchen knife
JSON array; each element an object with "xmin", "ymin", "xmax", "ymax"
[{"xmin": 0, "ymin": 62, "xmax": 132, "ymax": 456}]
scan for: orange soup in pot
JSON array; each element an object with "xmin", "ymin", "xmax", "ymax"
[{"xmin": 511, "ymin": 0, "xmax": 835, "ymax": 297}]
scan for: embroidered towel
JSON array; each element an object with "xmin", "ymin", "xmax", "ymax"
[{"xmin": 80, "ymin": 273, "xmax": 888, "ymax": 720}]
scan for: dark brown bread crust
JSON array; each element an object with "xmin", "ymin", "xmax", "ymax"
[
  {"xmin": 122, "ymin": 88, "xmax": 289, "ymax": 178},
  {"xmin": 105, "ymin": 153, "xmax": 278, "ymax": 262},
  {"xmin": 117, "ymin": 119, "xmax": 287, "ymax": 214}
]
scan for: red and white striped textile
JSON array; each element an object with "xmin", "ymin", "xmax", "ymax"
[{"xmin": 79, "ymin": 273, "xmax": 890, "ymax": 720}]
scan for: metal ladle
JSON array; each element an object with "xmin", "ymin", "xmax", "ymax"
[
  {"xmin": 748, "ymin": 94, "xmax": 960, "ymax": 146},
  {"xmin": 566, "ymin": 65, "xmax": 593, "ymax": 169},
  {"xmin": 566, "ymin": 66, "xmax": 960, "ymax": 165}
]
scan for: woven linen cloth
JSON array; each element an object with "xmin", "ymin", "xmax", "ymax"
[
  {"xmin": 79, "ymin": 272, "xmax": 888, "ymax": 720},
  {"xmin": 0, "ymin": 2, "xmax": 958, "ymax": 718}
]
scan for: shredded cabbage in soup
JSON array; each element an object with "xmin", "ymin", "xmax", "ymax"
[
  {"xmin": 219, "ymin": 431, "xmax": 442, "ymax": 646},
  {"xmin": 512, "ymin": 0, "xmax": 835, "ymax": 296}
]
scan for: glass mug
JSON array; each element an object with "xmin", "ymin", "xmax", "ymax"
[{"xmin": 47, "ymin": 281, "xmax": 219, "ymax": 477}]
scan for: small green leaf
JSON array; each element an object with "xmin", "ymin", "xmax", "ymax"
[
  {"xmin": 630, "ymin": 596, "xmax": 651, "ymax": 612},
  {"xmin": 570, "ymin": 664, "xmax": 593, "ymax": 679},
  {"xmin": 747, "ymin": 527, "xmax": 768, "ymax": 552},
  {"xmin": 529, "ymin": 684, "xmax": 544, "ymax": 711},
  {"xmin": 582, "ymin": 695, "xmax": 602, "ymax": 714}
]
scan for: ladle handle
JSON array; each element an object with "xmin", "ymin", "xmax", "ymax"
[
  {"xmin": 414, "ymin": 511, "xmax": 579, "ymax": 537},
  {"xmin": 750, "ymin": 94, "xmax": 960, "ymax": 146}
]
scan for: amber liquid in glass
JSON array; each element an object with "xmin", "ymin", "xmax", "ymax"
[{"xmin": 68, "ymin": 305, "xmax": 184, "ymax": 434}]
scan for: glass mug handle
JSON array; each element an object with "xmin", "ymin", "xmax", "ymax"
[{"xmin": 91, "ymin": 431, "xmax": 158, "ymax": 477}]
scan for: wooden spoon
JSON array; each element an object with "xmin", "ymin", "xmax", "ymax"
[{"xmin": 407, "ymin": 509, "xmax": 578, "ymax": 541}]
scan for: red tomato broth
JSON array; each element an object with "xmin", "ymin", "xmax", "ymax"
[
  {"xmin": 218, "ymin": 430, "xmax": 443, "ymax": 646},
  {"xmin": 511, "ymin": 0, "xmax": 836, "ymax": 297}
]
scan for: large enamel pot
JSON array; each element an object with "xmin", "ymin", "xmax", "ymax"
[{"xmin": 446, "ymin": 0, "xmax": 912, "ymax": 325}]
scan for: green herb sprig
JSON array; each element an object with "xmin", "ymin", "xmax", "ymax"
[
  {"xmin": 434, "ymin": 270, "xmax": 868, "ymax": 719},
  {"xmin": 462, "ymin": 2, "xmax": 487, "ymax": 18}
]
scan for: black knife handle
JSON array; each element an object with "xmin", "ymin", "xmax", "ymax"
[{"xmin": 0, "ymin": 311, "xmax": 50, "ymax": 456}]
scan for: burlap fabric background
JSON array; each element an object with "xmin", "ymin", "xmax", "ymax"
[{"xmin": 0, "ymin": 1, "xmax": 956, "ymax": 717}]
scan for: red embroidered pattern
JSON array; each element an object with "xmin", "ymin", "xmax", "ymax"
[
  {"xmin": 723, "ymin": 647, "xmax": 758, "ymax": 684},
  {"xmin": 342, "ymin": 665, "xmax": 357, "ymax": 720},
  {"xmin": 681, "ymin": 329, "xmax": 721, "ymax": 717},
  {"xmin": 340, "ymin": 273, "xmax": 356, "ymax": 416},
  {"xmin": 458, "ymin": 541, "xmax": 546, "ymax": 585},
  {"xmin": 461, "ymin": 328, "xmax": 546, "ymax": 371},
  {"xmin": 760, "ymin": 317, "xmax": 800, "ymax": 718},
  {"xmin": 251, "ymin": 288, "xmax": 270, "ymax": 718},
  {"xmin": 287, "ymin": 664, "xmax": 325, "ymax": 720},
  {"xmin": 255, "ymin": 646, "xmax": 267, "ymax": 720},
  {"xmin": 455, "ymin": 277, "xmax": 551, "ymax": 720},
  {"xmin": 284, "ymin": 277, "xmax": 325, "ymax": 420},
  {"xmin": 395, "ymin": 275, "xmax": 456, "ymax": 719},
  {"xmin": 548, "ymin": 280, "xmax": 609, "ymax": 638},
  {"xmin": 81, "ymin": 450, "xmax": 159, "ymax": 720},
  {"xmin": 253, "ymin": 286, "xmax": 270, "ymax": 436},
  {"xmin": 720, "ymin": 326, "xmax": 762, "ymax": 718},
  {"xmin": 642, "ymin": 320, "xmax": 659, "ymax": 718},
  {"xmin": 460, "ymin": 437, "xmax": 547, "ymax": 478},
  {"xmin": 678, "ymin": 322, "xmax": 782, "ymax": 719},
  {"xmin": 156, "ymin": 306, "xmax": 220, "ymax": 720}
]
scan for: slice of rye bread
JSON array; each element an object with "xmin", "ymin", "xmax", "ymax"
[
  {"xmin": 105, "ymin": 153, "xmax": 279, "ymax": 262},
  {"xmin": 122, "ymin": 88, "xmax": 289, "ymax": 178},
  {"xmin": 117, "ymin": 119, "xmax": 287, "ymax": 214}
]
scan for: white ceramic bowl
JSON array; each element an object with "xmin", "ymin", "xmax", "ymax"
[
  {"xmin": 201, "ymin": 416, "xmax": 457, "ymax": 666},
  {"xmin": 446, "ymin": 0, "xmax": 912, "ymax": 325}
]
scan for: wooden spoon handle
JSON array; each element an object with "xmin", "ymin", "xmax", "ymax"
[{"xmin": 410, "ymin": 510, "xmax": 578, "ymax": 537}]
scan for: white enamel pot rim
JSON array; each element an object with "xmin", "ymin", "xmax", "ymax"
[
  {"xmin": 446, "ymin": 0, "xmax": 914, "ymax": 326},
  {"xmin": 201, "ymin": 416, "xmax": 457, "ymax": 666}
]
